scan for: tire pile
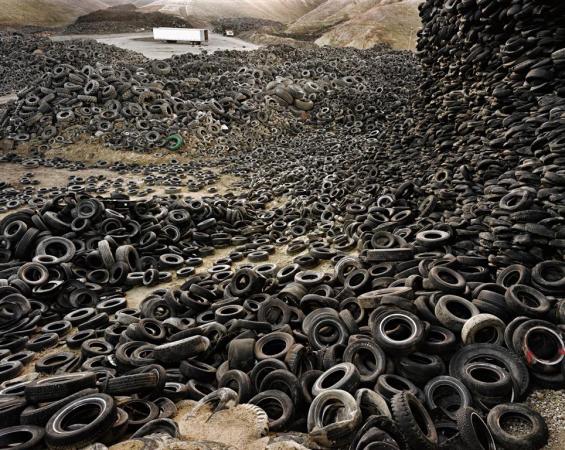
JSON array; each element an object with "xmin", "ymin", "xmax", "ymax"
[
  {"xmin": 0, "ymin": 33, "xmax": 146, "ymax": 96},
  {"xmin": 63, "ymin": 5, "xmax": 191, "ymax": 35},
  {"xmin": 413, "ymin": 0, "xmax": 565, "ymax": 269},
  {"xmin": 211, "ymin": 17, "xmax": 285, "ymax": 35},
  {"xmin": 1, "ymin": 39, "xmax": 418, "ymax": 153},
  {"xmin": 0, "ymin": 1, "xmax": 564, "ymax": 449}
]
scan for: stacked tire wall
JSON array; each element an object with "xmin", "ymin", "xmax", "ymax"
[{"xmin": 412, "ymin": 0, "xmax": 565, "ymax": 267}]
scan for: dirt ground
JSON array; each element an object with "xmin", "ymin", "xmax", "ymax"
[
  {"xmin": 0, "ymin": 152, "xmax": 563, "ymax": 450},
  {"xmin": 52, "ymin": 31, "xmax": 259, "ymax": 60}
]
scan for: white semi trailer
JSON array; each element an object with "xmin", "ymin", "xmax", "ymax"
[{"xmin": 153, "ymin": 28, "xmax": 209, "ymax": 44}]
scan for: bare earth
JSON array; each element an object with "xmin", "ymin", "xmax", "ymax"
[{"xmin": 51, "ymin": 31, "xmax": 259, "ymax": 59}]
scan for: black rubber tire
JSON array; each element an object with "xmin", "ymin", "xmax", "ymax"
[
  {"xmin": 375, "ymin": 374, "xmax": 422, "ymax": 402},
  {"xmin": 396, "ymin": 352, "xmax": 445, "ymax": 386},
  {"xmin": 153, "ymin": 335, "xmax": 210, "ymax": 364},
  {"xmin": 229, "ymin": 268, "xmax": 266, "ymax": 296},
  {"xmin": 390, "ymin": 391, "xmax": 438, "ymax": 450},
  {"xmin": 122, "ymin": 399, "xmax": 160, "ymax": 430},
  {"xmin": 284, "ymin": 343, "xmax": 310, "ymax": 376},
  {"xmin": 420, "ymin": 325, "xmax": 457, "ymax": 355},
  {"xmin": 154, "ymin": 397, "xmax": 177, "ymax": 419},
  {"xmin": 250, "ymin": 358, "xmax": 288, "ymax": 391},
  {"xmin": 487, "ymin": 403, "xmax": 548, "ymax": 450},
  {"xmin": 35, "ymin": 352, "xmax": 80, "ymax": 374},
  {"xmin": 355, "ymin": 388, "xmax": 391, "ymax": 418},
  {"xmin": 428, "ymin": 266, "xmax": 466, "ymax": 294},
  {"xmin": 456, "ymin": 406, "xmax": 496, "ymax": 450},
  {"xmin": 307, "ymin": 389, "xmax": 361, "ymax": 448},
  {"xmin": 307, "ymin": 315, "xmax": 349, "ymax": 350},
  {"xmin": 102, "ymin": 372, "xmax": 159, "ymax": 396},
  {"xmin": 0, "ymin": 361, "xmax": 23, "ymax": 382},
  {"xmin": 461, "ymin": 313, "xmax": 505, "ymax": 346},
  {"xmin": 370, "ymin": 310, "xmax": 425, "ymax": 354},
  {"xmin": 505, "ymin": 285, "xmax": 551, "ymax": 318},
  {"xmin": 25, "ymin": 372, "xmax": 97, "ymax": 403},
  {"xmin": 449, "ymin": 344, "xmax": 530, "ymax": 399},
  {"xmin": 180, "ymin": 359, "xmax": 216, "ymax": 382},
  {"xmin": 228, "ymin": 338, "xmax": 256, "ymax": 372},
  {"xmin": 0, "ymin": 396, "xmax": 27, "ymax": 427},
  {"xmin": 311, "ymin": 362, "xmax": 360, "ymax": 396},
  {"xmin": 25, "ymin": 333, "xmax": 59, "ymax": 352},
  {"xmin": 259, "ymin": 369, "xmax": 301, "ymax": 406},
  {"xmin": 343, "ymin": 339, "xmax": 386, "ymax": 384},
  {"xmin": 514, "ymin": 322, "xmax": 564, "ymax": 372},
  {"xmin": 81, "ymin": 338, "xmax": 114, "ymax": 358},
  {"xmin": 130, "ymin": 418, "xmax": 179, "ymax": 439},
  {"xmin": 497, "ymin": 265, "xmax": 530, "ymax": 288},
  {"xmin": 45, "ymin": 393, "xmax": 117, "ymax": 449},
  {"xmin": 66, "ymin": 330, "xmax": 96, "ymax": 350},
  {"xmin": 219, "ymin": 369, "xmax": 254, "ymax": 403},
  {"xmin": 434, "ymin": 295, "xmax": 479, "ymax": 332},
  {"xmin": 350, "ymin": 414, "xmax": 409, "ymax": 450},
  {"xmin": 0, "ymin": 425, "xmax": 44, "ymax": 450},
  {"xmin": 249, "ymin": 389, "xmax": 294, "ymax": 432},
  {"xmin": 424, "ymin": 375, "xmax": 472, "ymax": 420},
  {"xmin": 126, "ymin": 319, "xmax": 166, "ymax": 343},
  {"xmin": 460, "ymin": 362, "xmax": 513, "ymax": 397},
  {"xmin": 21, "ymin": 388, "xmax": 98, "ymax": 426},
  {"xmin": 255, "ymin": 332, "xmax": 295, "ymax": 361},
  {"xmin": 300, "ymin": 370, "xmax": 322, "ymax": 405}
]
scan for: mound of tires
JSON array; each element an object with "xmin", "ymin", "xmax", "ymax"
[{"xmin": 1, "ymin": 33, "xmax": 419, "ymax": 153}]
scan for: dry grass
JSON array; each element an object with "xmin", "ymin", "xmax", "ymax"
[
  {"xmin": 0, "ymin": 0, "xmax": 74, "ymax": 27},
  {"xmin": 0, "ymin": 0, "xmax": 114, "ymax": 27},
  {"xmin": 44, "ymin": 141, "xmax": 200, "ymax": 165},
  {"xmin": 10, "ymin": 140, "xmax": 196, "ymax": 165},
  {"xmin": 314, "ymin": 1, "xmax": 421, "ymax": 50}
]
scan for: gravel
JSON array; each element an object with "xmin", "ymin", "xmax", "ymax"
[{"xmin": 527, "ymin": 390, "xmax": 565, "ymax": 450}]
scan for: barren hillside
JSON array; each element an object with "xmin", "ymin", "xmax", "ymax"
[
  {"xmin": 288, "ymin": 0, "xmax": 421, "ymax": 49},
  {"xmin": 0, "ymin": 0, "xmax": 114, "ymax": 27},
  {"xmin": 141, "ymin": 0, "xmax": 326, "ymax": 23}
]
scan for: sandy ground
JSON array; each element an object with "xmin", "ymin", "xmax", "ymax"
[
  {"xmin": 0, "ymin": 93, "xmax": 17, "ymax": 105},
  {"xmin": 51, "ymin": 31, "xmax": 259, "ymax": 59},
  {"xmin": 0, "ymin": 153, "xmax": 564, "ymax": 450}
]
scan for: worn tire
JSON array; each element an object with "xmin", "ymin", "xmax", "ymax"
[
  {"xmin": 390, "ymin": 391, "xmax": 438, "ymax": 450},
  {"xmin": 45, "ymin": 393, "xmax": 117, "ymax": 449},
  {"xmin": 487, "ymin": 403, "xmax": 548, "ymax": 450},
  {"xmin": 25, "ymin": 372, "xmax": 97, "ymax": 403}
]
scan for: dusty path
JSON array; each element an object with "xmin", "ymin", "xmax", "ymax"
[
  {"xmin": 0, "ymin": 93, "xmax": 16, "ymax": 105},
  {"xmin": 52, "ymin": 31, "xmax": 259, "ymax": 59}
]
